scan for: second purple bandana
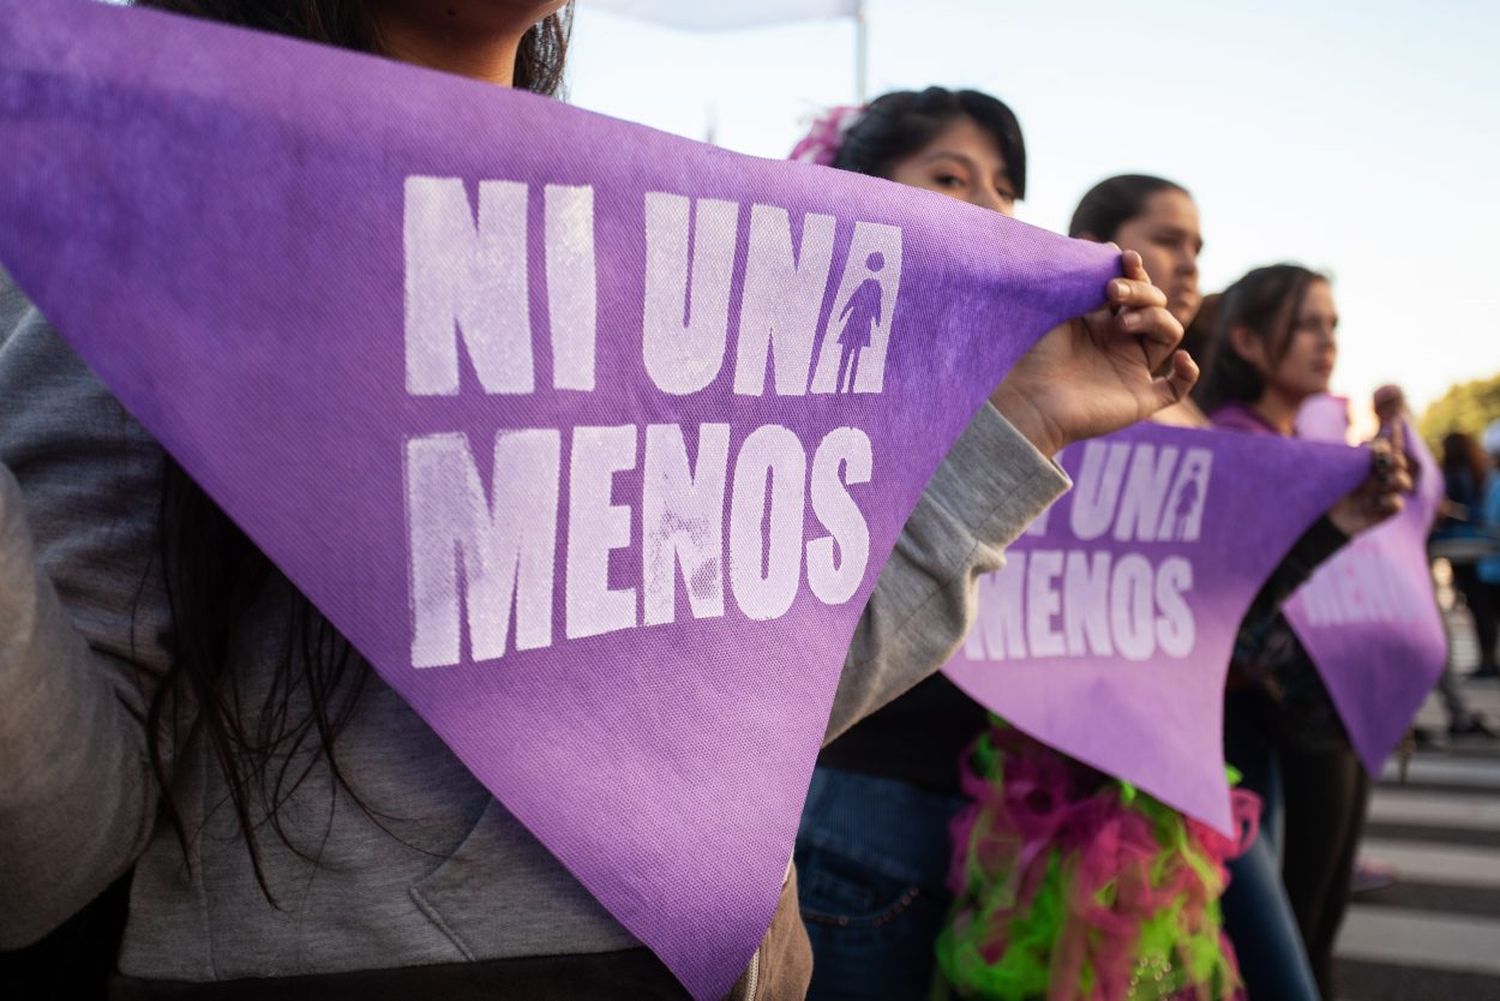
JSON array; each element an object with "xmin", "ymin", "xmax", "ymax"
[
  {"xmin": 1285, "ymin": 405, "xmax": 1448, "ymax": 774},
  {"xmin": 0, "ymin": 1, "xmax": 1120, "ymax": 995},
  {"xmin": 944, "ymin": 423, "xmax": 1370, "ymax": 830}
]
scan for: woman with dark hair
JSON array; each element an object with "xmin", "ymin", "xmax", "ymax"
[
  {"xmin": 791, "ymin": 92, "xmax": 1210, "ymax": 1001},
  {"xmin": 1437, "ymin": 431, "xmax": 1499, "ymax": 678},
  {"xmin": 1070, "ymin": 175, "xmax": 1199, "ymax": 329},
  {"xmin": 791, "ymin": 88, "xmax": 1037, "ymax": 1001},
  {"xmin": 1070, "ymin": 174, "xmax": 1207, "ymax": 426},
  {"xmin": 1480, "ymin": 421, "xmax": 1500, "ymax": 624},
  {"xmin": 826, "ymin": 87, "xmax": 1027, "ymax": 212},
  {"xmin": 1196, "ymin": 266, "xmax": 1341, "ymax": 420},
  {"xmin": 1069, "ymin": 188, "xmax": 1415, "ymax": 1000},
  {"xmin": 1197, "ymin": 265, "xmax": 1409, "ymax": 999},
  {"xmin": 0, "ymin": 26, "xmax": 1192, "ymax": 1001},
  {"xmin": 1065, "ymin": 178, "xmax": 1333, "ymax": 1001}
]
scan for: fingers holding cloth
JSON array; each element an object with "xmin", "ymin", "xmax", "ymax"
[
  {"xmin": 1329, "ymin": 420, "xmax": 1417, "ymax": 535},
  {"xmin": 990, "ymin": 249, "xmax": 1199, "ymax": 457}
]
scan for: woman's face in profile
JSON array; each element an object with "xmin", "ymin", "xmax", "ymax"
[
  {"xmin": 1270, "ymin": 279, "xmax": 1338, "ymax": 399},
  {"xmin": 1112, "ymin": 189, "xmax": 1202, "ymax": 328},
  {"xmin": 886, "ymin": 115, "xmax": 1018, "ymax": 217}
]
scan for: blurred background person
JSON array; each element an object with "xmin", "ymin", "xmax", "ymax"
[
  {"xmin": 1436, "ymin": 429, "xmax": 1499, "ymax": 683},
  {"xmin": 1198, "ymin": 266, "xmax": 1411, "ymax": 998}
]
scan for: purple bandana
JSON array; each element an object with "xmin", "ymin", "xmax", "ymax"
[
  {"xmin": 1284, "ymin": 405, "xmax": 1448, "ymax": 773},
  {"xmin": 945, "ymin": 423, "xmax": 1369, "ymax": 830},
  {"xmin": 0, "ymin": 1, "xmax": 1124, "ymax": 995}
]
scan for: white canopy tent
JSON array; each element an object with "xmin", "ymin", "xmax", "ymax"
[{"xmin": 582, "ymin": 0, "xmax": 868, "ymax": 101}]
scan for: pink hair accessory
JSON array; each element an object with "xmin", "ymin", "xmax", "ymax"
[{"xmin": 788, "ymin": 104, "xmax": 866, "ymax": 166}]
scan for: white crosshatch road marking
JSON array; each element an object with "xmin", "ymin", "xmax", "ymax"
[{"xmin": 1333, "ymin": 607, "xmax": 1500, "ymax": 1001}]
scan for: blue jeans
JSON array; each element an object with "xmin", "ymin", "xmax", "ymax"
[
  {"xmin": 1222, "ymin": 694, "xmax": 1322, "ymax": 1001},
  {"xmin": 794, "ymin": 767, "xmax": 965, "ymax": 1001}
]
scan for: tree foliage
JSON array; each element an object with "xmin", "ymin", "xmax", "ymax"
[{"xmin": 1419, "ymin": 371, "xmax": 1500, "ymax": 454}]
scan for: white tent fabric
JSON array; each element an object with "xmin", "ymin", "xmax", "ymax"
[{"xmin": 581, "ymin": 0, "xmax": 859, "ymax": 30}]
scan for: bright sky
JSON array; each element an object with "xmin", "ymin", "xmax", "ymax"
[{"xmin": 567, "ymin": 0, "xmax": 1500, "ymax": 419}]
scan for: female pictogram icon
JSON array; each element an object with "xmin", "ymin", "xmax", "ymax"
[
  {"xmin": 834, "ymin": 251, "xmax": 886, "ymax": 393},
  {"xmin": 1169, "ymin": 461, "xmax": 1203, "ymax": 541}
]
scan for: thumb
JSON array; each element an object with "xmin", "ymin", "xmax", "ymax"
[{"xmin": 1147, "ymin": 351, "xmax": 1200, "ymax": 416}]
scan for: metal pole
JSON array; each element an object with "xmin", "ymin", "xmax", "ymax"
[{"xmin": 854, "ymin": 0, "xmax": 868, "ymax": 103}]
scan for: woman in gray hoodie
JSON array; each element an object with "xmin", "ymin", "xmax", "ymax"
[{"xmin": 0, "ymin": 3, "xmax": 1193, "ymax": 998}]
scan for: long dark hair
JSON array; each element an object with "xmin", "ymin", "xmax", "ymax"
[
  {"xmin": 1443, "ymin": 431, "xmax": 1490, "ymax": 484},
  {"xmin": 133, "ymin": 0, "xmax": 573, "ymax": 899},
  {"xmin": 835, "ymin": 86, "xmax": 1027, "ymax": 197},
  {"xmin": 1068, "ymin": 173, "xmax": 1188, "ymax": 242},
  {"xmin": 1193, "ymin": 263, "xmax": 1326, "ymax": 416},
  {"xmin": 137, "ymin": 1, "xmax": 573, "ymax": 96}
]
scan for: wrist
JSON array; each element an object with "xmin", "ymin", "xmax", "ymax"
[
  {"xmin": 1328, "ymin": 494, "xmax": 1383, "ymax": 537},
  {"xmin": 989, "ymin": 384, "xmax": 1066, "ymax": 458},
  {"xmin": 1327, "ymin": 502, "xmax": 1360, "ymax": 537}
]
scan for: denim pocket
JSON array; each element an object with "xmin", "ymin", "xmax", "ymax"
[{"xmin": 796, "ymin": 844, "xmax": 927, "ymax": 927}]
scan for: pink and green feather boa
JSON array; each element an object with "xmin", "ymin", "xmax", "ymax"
[{"xmin": 935, "ymin": 721, "xmax": 1260, "ymax": 1001}]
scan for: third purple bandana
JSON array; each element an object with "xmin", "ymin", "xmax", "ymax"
[
  {"xmin": 1285, "ymin": 405, "xmax": 1449, "ymax": 774},
  {"xmin": 0, "ymin": 1, "xmax": 1122, "ymax": 995},
  {"xmin": 944, "ymin": 423, "xmax": 1370, "ymax": 830}
]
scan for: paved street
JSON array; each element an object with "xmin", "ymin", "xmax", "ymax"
[{"xmin": 1333, "ymin": 600, "xmax": 1500, "ymax": 1001}]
